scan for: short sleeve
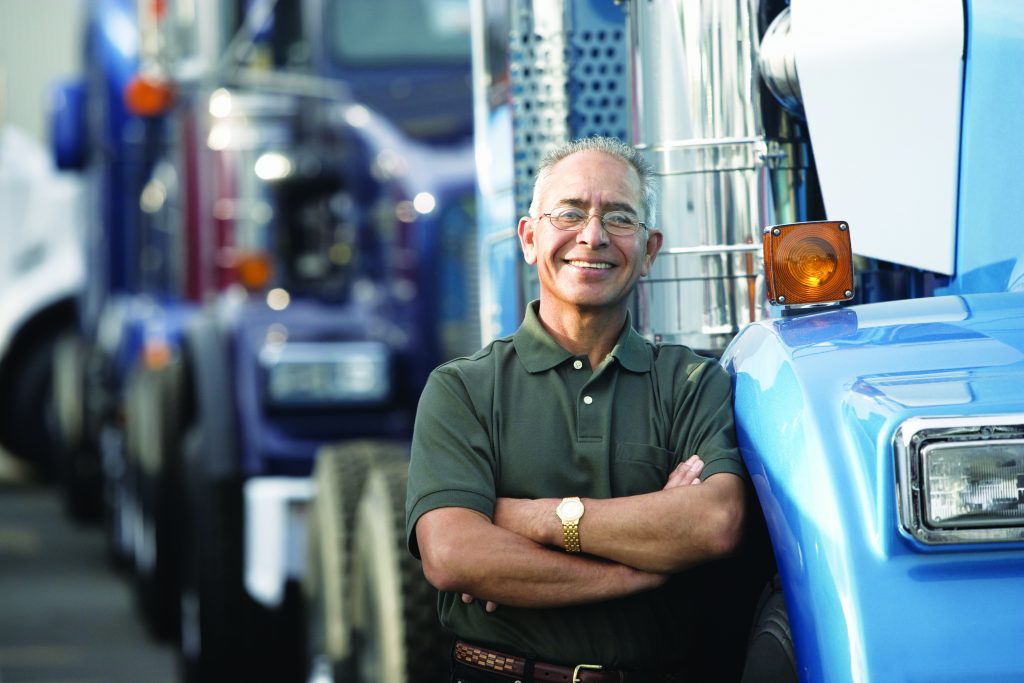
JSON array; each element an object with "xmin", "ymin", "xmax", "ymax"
[
  {"xmin": 674, "ymin": 359, "xmax": 747, "ymax": 481},
  {"xmin": 405, "ymin": 365, "xmax": 498, "ymax": 558}
]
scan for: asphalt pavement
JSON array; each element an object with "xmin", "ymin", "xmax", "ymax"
[{"xmin": 0, "ymin": 449, "xmax": 178, "ymax": 683}]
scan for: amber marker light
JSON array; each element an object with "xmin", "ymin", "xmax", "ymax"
[
  {"xmin": 143, "ymin": 338, "xmax": 172, "ymax": 371},
  {"xmin": 124, "ymin": 74, "xmax": 175, "ymax": 117},
  {"xmin": 236, "ymin": 251, "xmax": 273, "ymax": 292},
  {"xmin": 763, "ymin": 220, "xmax": 854, "ymax": 306}
]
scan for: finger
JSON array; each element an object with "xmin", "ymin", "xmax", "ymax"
[
  {"xmin": 665, "ymin": 457, "xmax": 696, "ymax": 488},
  {"xmin": 461, "ymin": 593, "xmax": 474, "ymax": 604},
  {"xmin": 485, "ymin": 601, "xmax": 498, "ymax": 613},
  {"xmin": 679, "ymin": 456, "xmax": 703, "ymax": 483},
  {"xmin": 663, "ymin": 467, "xmax": 684, "ymax": 489}
]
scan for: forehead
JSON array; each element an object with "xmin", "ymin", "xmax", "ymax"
[{"xmin": 539, "ymin": 150, "xmax": 642, "ymax": 209}]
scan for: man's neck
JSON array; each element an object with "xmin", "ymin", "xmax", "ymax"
[{"xmin": 535, "ymin": 302, "xmax": 628, "ymax": 371}]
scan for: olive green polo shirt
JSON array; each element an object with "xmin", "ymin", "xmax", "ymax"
[{"xmin": 406, "ymin": 301, "xmax": 746, "ymax": 669}]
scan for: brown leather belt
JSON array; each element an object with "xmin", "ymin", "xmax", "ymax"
[{"xmin": 453, "ymin": 640, "xmax": 681, "ymax": 683}]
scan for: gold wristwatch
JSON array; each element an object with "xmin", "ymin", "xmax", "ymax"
[{"xmin": 556, "ymin": 496, "xmax": 585, "ymax": 553}]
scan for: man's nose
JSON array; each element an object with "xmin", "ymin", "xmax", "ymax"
[{"xmin": 576, "ymin": 214, "xmax": 609, "ymax": 246}]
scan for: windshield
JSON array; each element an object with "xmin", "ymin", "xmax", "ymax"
[{"xmin": 328, "ymin": 0, "xmax": 471, "ymax": 65}]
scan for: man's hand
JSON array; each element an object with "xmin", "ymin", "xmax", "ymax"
[
  {"xmin": 663, "ymin": 454, "xmax": 704, "ymax": 489},
  {"xmin": 461, "ymin": 593, "xmax": 499, "ymax": 613}
]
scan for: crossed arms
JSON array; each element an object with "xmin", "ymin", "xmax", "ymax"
[{"xmin": 414, "ymin": 455, "xmax": 746, "ymax": 610}]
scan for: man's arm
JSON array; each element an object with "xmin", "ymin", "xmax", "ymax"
[
  {"xmin": 415, "ymin": 506, "xmax": 667, "ymax": 609},
  {"xmin": 494, "ymin": 459, "xmax": 746, "ymax": 574}
]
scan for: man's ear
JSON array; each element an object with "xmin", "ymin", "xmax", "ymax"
[
  {"xmin": 518, "ymin": 216, "xmax": 538, "ymax": 265},
  {"xmin": 641, "ymin": 228, "xmax": 663, "ymax": 277}
]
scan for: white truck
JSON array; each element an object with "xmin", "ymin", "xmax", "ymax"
[{"xmin": 0, "ymin": 121, "xmax": 83, "ymax": 482}]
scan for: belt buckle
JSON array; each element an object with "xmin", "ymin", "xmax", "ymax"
[{"xmin": 572, "ymin": 663, "xmax": 603, "ymax": 682}]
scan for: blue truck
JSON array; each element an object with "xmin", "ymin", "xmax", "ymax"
[
  {"xmin": 51, "ymin": 1, "xmax": 477, "ymax": 682},
  {"xmin": 471, "ymin": 0, "xmax": 1024, "ymax": 680}
]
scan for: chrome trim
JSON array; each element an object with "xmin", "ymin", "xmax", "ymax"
[
  {"xmin": 259, "ymin": 341, "xmax": 392, "ymax": 405},
  {"xmin": 758, "ymin": 7, "xmax": 803, "ymax": 116},
  {"xmin": 258, "ymin": 340, "xmax": 390, "ymax": 367},
  {"xmin": 894, "ymin": 414, "xmax": 1024, "ymax": 545},
  {"xmin": 628, "ymin": 0, "xmax": 790, "ymax": 350},
  {"xmin": 636, "ymin": 138, "xmax": 769, "ymax": 174},
  {"xmin": 662, "ymin": 244, "xmax": 762, "ymax": 256}
]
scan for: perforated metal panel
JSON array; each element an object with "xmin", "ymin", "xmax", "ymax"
[
  {"xmin": 567, "ymin": 16, "xmax": 629, "ymax": 142},
  {"xmin": 509, "ymin": 0, "xmax": 629, "ymax": 216}
]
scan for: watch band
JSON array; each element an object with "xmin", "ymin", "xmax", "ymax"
[
  {"xmin": 562, "ymin": 516, "xmax": 581, "ymax": 553},
  {"xmin": 557, "ymin": 496, "xmax": 584, "ymax": 553}
]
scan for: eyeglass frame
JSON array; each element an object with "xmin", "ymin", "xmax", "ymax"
[{"xmin": 538, "ymin": 207, "xmax": 648, "ymax": 237}]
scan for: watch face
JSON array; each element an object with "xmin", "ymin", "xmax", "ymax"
[{"xmin": 560, "ymin": 499, "xmax": 583, "ymax": 519}]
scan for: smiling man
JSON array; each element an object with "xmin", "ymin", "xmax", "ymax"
[{"xmin": 406, "ymin": 137, "xmax": 748, "ymax": 682}]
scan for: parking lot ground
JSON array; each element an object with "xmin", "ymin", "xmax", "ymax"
[{"xmin": 0, "ymin": 450, "xmax": 179, "ymax": 683}]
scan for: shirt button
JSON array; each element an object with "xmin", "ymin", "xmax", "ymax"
[
  {"xmin": 573, "ymin": 360, "xmax": 583, "ymax": 370},
  {"xmin": 583, "ymin": 395, "xmax": 593, "ymax": 405}
]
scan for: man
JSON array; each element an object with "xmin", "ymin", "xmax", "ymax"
[{"xmin": 406, "ymin": 137, "xmax": 747, "ymax": 682}]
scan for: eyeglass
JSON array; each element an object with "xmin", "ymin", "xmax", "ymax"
[{"xmin": 540, "ymin": 207, "xmax": 647, "ymax": 236}]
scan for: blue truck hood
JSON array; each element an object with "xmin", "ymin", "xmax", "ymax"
[{"xmin": 721, "ymin": 290, "xmax": 1024, "ymax": 682}]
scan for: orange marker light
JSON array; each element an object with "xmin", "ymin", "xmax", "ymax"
[
  {"xmin": 764, "ymin": 220, "xmax": 855, "ymax": 306},
  {"xmin": 124, "ymin": 74, "xmax": 175, "ymax": 117},
  {"xmin": 143, "ymin": 338, "xmax": 172, "ymax": 371},
  {"xmin": 236, "ymin": 251, "xmax": 273, "ymax": 292}
]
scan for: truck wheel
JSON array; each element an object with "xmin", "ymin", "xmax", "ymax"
[
  {"xmin": 350, "ymin": 460, "xmax": 450, "ymax": 683},
  {"xmin": 306, "ymin": 440, "xmax": 408, "ymax": 681},
  {"xmin": 132, "ymin": 360, "xmax": 185, "ymax": 640},
  {"xmin": 179, "ymin": 471, "xmax": 250, "ymax": 683},
  {"xmin": 51, "ymin": 333, "xmax": 102, "ymax": 520},
  {"xmin": 740, "ymin": 575, "xmax": 798, "ymax": 683},
  {"xmin": 179, "ymin": 434, "xmax": 303, "ymax": 683},
  {"xmin": 52, "ymin": 333, "xmax": 85, "ymax": 451},
  {"xmin": 0, "ymin": 333, "xmax": 59, "ymax": 475}
]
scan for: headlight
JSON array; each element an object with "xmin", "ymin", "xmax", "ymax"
[
  {"xmin": 895, "ymin": 415, "xmax": 1024, "ymax": 545},
  {"xmin": 260, "ymin": 341, "xmax": 391, "ymax": 407}
]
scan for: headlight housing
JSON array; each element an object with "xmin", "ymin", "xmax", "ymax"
[
  {"xmin": 259, "ymin": 341, "xmax": 391, "ymax": 407},
  {"xmin": 895, "ymin": 415, "xmax": 1024, "ymax": 545}
]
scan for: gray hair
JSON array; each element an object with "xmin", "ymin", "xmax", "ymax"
[{"xmin": 528, "ymin": 136, "xmax": 657, "ymax": 227}]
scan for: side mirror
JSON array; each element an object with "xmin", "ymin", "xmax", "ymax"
[{"xmin": 48, "ymin": 79, "xmax": 87, "ymax": 171}]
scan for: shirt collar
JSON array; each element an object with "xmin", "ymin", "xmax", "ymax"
[{"xmin": 513, "ymin": 301, "xmax": 651, "ymax": 374}]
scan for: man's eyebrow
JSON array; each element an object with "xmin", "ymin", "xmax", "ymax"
[{"xmin": 556, "ymin": 198, "xmax": 639, "ymax": 214}]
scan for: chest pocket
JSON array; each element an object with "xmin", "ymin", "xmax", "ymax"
[{"xmin": 612, "ymin": 442, "xmax": 676, "ymax": 497}]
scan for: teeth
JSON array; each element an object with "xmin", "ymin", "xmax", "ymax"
[{"xmin": 568, "ymin": 260, "xmax": 612, "ymax": 269}]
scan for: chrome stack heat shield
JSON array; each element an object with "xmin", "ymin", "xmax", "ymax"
[{"xmin": 628, "ymin": 0, "xmax": 807, "ymax": 351}]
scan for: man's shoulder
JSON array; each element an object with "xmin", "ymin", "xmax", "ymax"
[
  {"xmin": 647, "ymin": 340, "xmax": 722, "ymax": 374},
  {"xmin": 432, "ymin": 334, "xmax": 517, "ymax": 379}
]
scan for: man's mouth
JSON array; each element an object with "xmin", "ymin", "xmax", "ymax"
[{"xmin": 566, "ymin": 260, "xmax": 613, "ymax": 270}]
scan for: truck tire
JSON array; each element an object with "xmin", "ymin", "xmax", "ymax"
[
  {"xmin": 51, "ymin": 333, "xmax": 102, "ymax": 521},
  {"xmin": 180, "ymin": 469, "xmax": 273, "ymax": 682},
  {"xmin": 350, "ymin": 460, "xmax": 450, "ymax": 683},
  {"xmin": 0, "ymin": 333, "xmax": 59, "ymax": 475},
  {"xmin": 306, "ymin": 440, "xmax": 408, "ymax": 681},
  {"xmin": 52, "ymin": 333, "xmax": 85, "ymax": 451},
  {"xmin": 740, "ymin": 575, "xmax": 798, "ymax": 683},
  {"xmin": 179, "ymin": 433, "xmax": 303, "ymax": 683},
  {"xmin": 132, "ymin": 358, "xmax": 185, "ymax": 640}
]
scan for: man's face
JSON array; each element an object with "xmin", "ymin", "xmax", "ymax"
[{"xmin": 518, "ymin": 150, "xmax": 662, "ymax": 317}]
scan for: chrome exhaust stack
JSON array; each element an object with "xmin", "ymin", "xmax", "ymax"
[{"xmin": 628, "ymin": 0, "xmax": 809, "ymax": 351}]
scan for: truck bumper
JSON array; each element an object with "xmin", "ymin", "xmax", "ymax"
[{"xmin": 244, "ymin": 476, "xmax": 313, "ymax": 608}]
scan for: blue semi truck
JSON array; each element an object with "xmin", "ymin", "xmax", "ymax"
[
  {"xmin": 51, "ymin": 1, "xmax": 477, "ymax": 682},
  {"xmin": 471, "ymin": 0, "xmax": 1024, "ymax": 680}
]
